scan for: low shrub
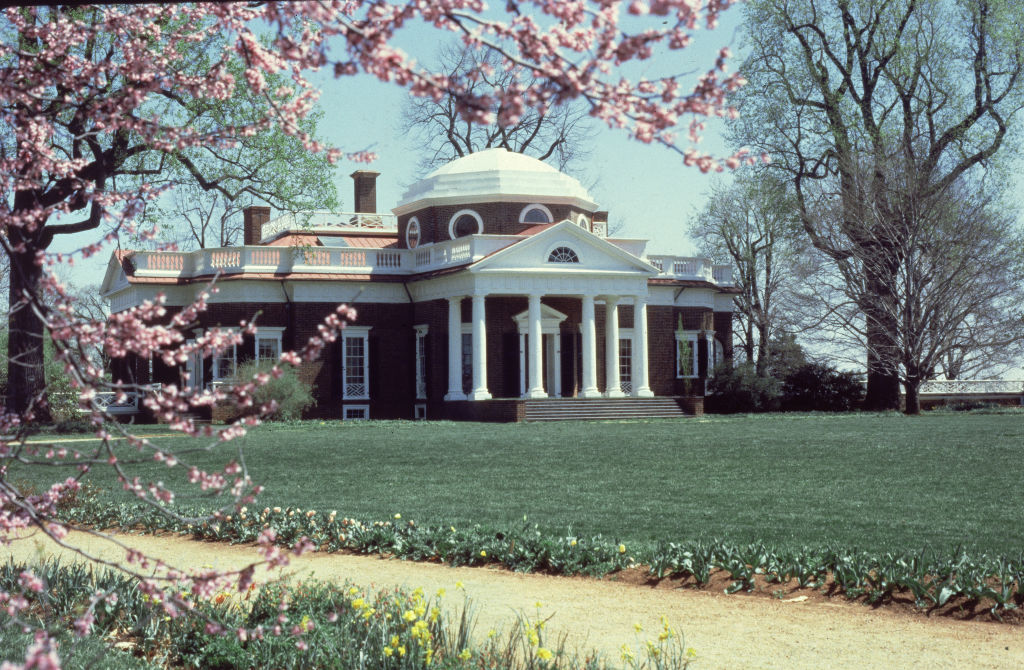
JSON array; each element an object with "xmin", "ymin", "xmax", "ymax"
[
  {"xmin": 781, "ymin": 363, "xmax": 864, "ymax": 412},
  {"xmin": 227, "ymin": 360, "xmax": 314, "ymax": 421},
  {"xmin": 705, "ymin": 362, "xmax": 781, "ymax": 413}
]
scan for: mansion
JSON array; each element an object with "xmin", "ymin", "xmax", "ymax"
[{"xmin": 100, "ymin": 149, "xmax": 737, "ymax": 421}]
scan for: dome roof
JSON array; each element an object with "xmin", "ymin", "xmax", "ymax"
[{"xmin": 393, "ymin": 148, "xmax": 597, "ymax": 214}]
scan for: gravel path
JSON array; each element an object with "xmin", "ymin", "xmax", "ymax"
[{"xmin": 4, "ymin": 530, "xmax": 1023, "ymax": 669}]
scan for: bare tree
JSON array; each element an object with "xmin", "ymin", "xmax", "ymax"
[
  {"xmin": 689, "ymin": 170, "xmax": 805, "ymax": 374},
  {"xmin": 791, "ymin": 171, "xmax": 1024, "ymax": 414},
  {"xmin": 401, "ymin": 44, "xmax": 594, "ymax": 175},
  {"xmin": 730, "ymin": 0, "xmax": 1024, "ymax": 410}
]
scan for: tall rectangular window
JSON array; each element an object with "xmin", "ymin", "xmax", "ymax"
[
  {"xmin": 619, "ymin": 337, "xmax": 633, "ymax": 394},
  {"xmin": 414, "ymin": 326, "xmax": 428, "ymax": 400},
  {"xmin": 342, "ymin": 328, "xmax": 371, "ymax": 399},
  {"xmin": 675, "ymin": 331, "xmax": 699, "ymax": 379},
  {"xmin": 212, "ymin": 345, "xmax": 236, "ymax": 382},
  {"xmin": 461, "ymin": 332, "xmax": 473, "ymax": 395},
  {"xmin": 257, "ymin": 336, "xmax": 281, "ymax": 362}
]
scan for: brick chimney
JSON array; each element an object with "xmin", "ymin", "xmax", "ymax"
[
  {"xmin": 243, "ymin": 206, "xmax": 270, "ymax": 245},
  {"xmin": 351, "ymin": 170, "xmax": 380, "ymax": 214}
]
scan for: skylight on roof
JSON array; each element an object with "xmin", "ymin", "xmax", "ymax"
[{"xmin": 317, "ymin": 235, "xmax": 350, "ymax": 247}]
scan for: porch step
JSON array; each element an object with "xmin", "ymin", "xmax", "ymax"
[{"xmin": 523, "ymin": 398, "xmax": 692, "ymax": 421}]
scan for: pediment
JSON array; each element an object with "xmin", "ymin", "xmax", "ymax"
[
  {"xmin": 469, "ymin": 220, "xmax": 657, "ymax": 275},
  {"xmin": 99, "ymin": 254, "xmax": 130, "ymax": 295}
]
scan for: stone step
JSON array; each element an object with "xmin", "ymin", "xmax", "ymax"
[{"xmin": 522, "ymin": 398, "xmax": 693, "ymax": 421}]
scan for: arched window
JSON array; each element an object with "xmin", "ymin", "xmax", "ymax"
[
  {"xmin": 519, "ymin": 203, "xmax": 554, "ymax": 224},
  {"xmin": 547, "ymin": 247, "xmax": 580, "ymax": 263},
  {"xmin": 405, "ymin": 217, "xmax": 421, "ymax": 249},
  {"xmin": 577, "ymin": 214, "xmax": 590, "ymax": 230},
  {"xmin": 448, "ymin": 209, "xmax": 483, "ymax": 239}
]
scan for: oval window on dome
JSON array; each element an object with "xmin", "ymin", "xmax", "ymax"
[
  {"xmin": 548, "ymin": 247, "xmax": 580, "ymax": 263},
  {"xmin": 448, "ymin": 209, "xmax": 483, "ymax": 239},
  {"xmin": 519, "ymin": 204, "xmax": 553, "ymax": 224},
  {"xmin": 405, "ymin": 217, "xmax": 421, "ymax": 249}
]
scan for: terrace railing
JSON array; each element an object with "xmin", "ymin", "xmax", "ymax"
[
  {"xmin": 646, "ymin": 255, "xmax": 734, "ymax": 285},
  {"xmin": 919, "ymin": 380, "xmax": 1024, "ymax": 395}
]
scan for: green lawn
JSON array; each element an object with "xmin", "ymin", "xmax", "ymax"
[{"xmin": 19, "ymin": 412, "xmax": 1024, "ymax": 554}]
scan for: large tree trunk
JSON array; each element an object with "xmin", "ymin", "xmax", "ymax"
[
  {"xmin": 755, "ymin": 321, "xmax": 769, "ymax": 376},
  {"xmin": 861, "ymin": 256, "xmax": 902, "ymax": 411},
  {"xmin": 903, "ymin": 379, "xmax": 921, "ymax": 416},
  {"xmin": 6, "ymin": 241, "xmax": 51, "ymax": 422}
]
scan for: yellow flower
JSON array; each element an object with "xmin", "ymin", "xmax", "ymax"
[
  {"xmin": 450, "ymin": 526, "xmax": 456, "ymax": 533},
  {"xmin": 570, "ymin": 539, "xmax": 577, "ymax": 547},
  {"xmin": 394, "ymin": 513, "xmax": 401, "ymax": 520},
  {"xmin": 436, "ymin": 588, "xmax": 445, "ymax": 598},
  {"xmin": 390, "ymin": 635, "xmax": 400, "ymax": 647},
  {"xmin": 348, "ymin": 586, "xmax": 360, "ymax": 596},
  {"xmin": 618, "ymin": 543, "xmax": 626, "ymax": 554},
  {"xmin": 403, "ymin": 610, "xmax": 417, "ymax": 622},
  {"xmin": 487, "ymin": 629, "xmax": 496, "ymax": 639},
  {"xmin": 480, "ymin": 550, "xmax": 487, "ymax": 558},
  {"xmin": 537, "ymin": 647, "xmax": 553, "ymax": 661},
  {"xmin": 458, "ymin": 649, "xmax": 472, "ymax": 661},
  {"xmin": 621, "ymin": 644, "xmax": 636, "ymax": 662},
  {"xmin": 528, "ymin": 630, "xmax": 539, "ymax": 647},
  {"xmin": 455, "ymin": 581, "xmax": 464, "ymax": 590},
  {"xmin": 383, "ymin": 647, "xmax": 393, "ymax": 657},
  {"xmin": 686, "ymin": 647, "xmax": 698, "ymax": 659},
  {"xmin": 397, "ymin": 645, "xmax": 406, "ymax": 657},
  {"xmin": 351, "ymin": 598, "xmax": 365, "ymax": 610},
  {"xmin": 633, "ymin": 622, "xmax": 643, "ymax": 633}
]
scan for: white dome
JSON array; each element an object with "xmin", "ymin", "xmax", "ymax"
[{"xmin": 393, "ymin": 148, "xmax": 597, "ymax": 214}]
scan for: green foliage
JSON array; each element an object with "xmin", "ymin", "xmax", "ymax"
[
  {"xmin": 705, "ymin": 362, "xmax": 782, "ymax": 413},
  {"xmin": 230, "ymin": 361, "xmax": 314, "ymax": 421},
  {"xmin": 0, "ymin": 560, "xmax": 688, "ymax": 669},
  {"xmin": 780, "ymin": 363, "xmax": 865, "ymax": 412}
]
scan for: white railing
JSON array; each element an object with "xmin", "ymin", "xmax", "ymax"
[
  {"xmin": 410, "ymin": 236, "xmax": 519, "ymax": 273},
  {"xmin": 647, "ymin": 255, "xmax": 728, "ymax": 283},
  {"xmin": 919, "ymin": 380, "xmax": 1024, "ymax": 395},
  {"xmin": 261, "ymin": 211, "xmax": 399, "ymax": 239},
  {"xmin": 65, "ymin": 390, "xmax": 142, "ymax": 415}
]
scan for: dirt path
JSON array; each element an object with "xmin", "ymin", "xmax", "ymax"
[{"xmin": 4, "ymin": 530, "xmax": 1022, "ymax": 669}]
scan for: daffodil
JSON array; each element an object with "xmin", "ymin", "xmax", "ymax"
[
  {"xmin": 618, "ymin": 543, "xmax": 626, "ymax": 554},
  {"xmin": 458, "ymin": 649, "xmax": 472, "ymax": 661},
  {"xmin": 537, "ymin": 647, "xmax": 553, "ymax": 661}
]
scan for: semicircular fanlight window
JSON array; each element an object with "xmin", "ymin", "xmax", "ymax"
[{"xmin": 547, "ymin": 247, "xmax": 580, "ymax": 263}]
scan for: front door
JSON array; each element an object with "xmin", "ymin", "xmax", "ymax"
[{"xmin": 519, "ymin": 333, "xmax": 562, "ymax": 397}]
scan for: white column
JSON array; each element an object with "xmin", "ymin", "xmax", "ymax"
[
  {"xmin": 526, "ymin": 294, "xmax": 546, "ymax": 398},
  {"xmin": 634, "ymin": 296, "xmax": 653, "ymax": 397},
  {"xmin": 580, "ymin": 295, "xmax": 601, "ymax": 398},
  {"xmin": 444, "ymin": 296, "xmax": 465, "ymax": 401},
  {"xmin": 469, "ymin": 292, "xmax": 491, "ymax": 400},
  {"xmin": 604, "ymin": 296, "xmax": 624, "ymax": 397}
]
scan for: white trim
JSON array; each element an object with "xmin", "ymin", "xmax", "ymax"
[
  {"xmin": 519, "ymin": 203, "xmax": 554, "ymax": 224},
  {"xmin": 414, "ymin": 403, "xmax": 427, "ymax": 420},
  {"xmin": 342, "ymin": 326, "xmax": 372, "ymax": 400},
  {"xmin": 405, "ymin": 217, "xmax": 421, "ymax": 249},
  {"xmin": 342, "ymin": 404, "xmax": 370, "ymax": 421},
  {"xmin": 675, "ymin": 329, "xmax": 700, "ymax": 379},
  {"xmin": 448, "ymin": 209, "xmax": 484, "ymax": 239}
]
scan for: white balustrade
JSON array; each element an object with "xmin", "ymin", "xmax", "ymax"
[{"xmin": 919, "ymin": 380, "xmax": 1024, "ymax": 395}]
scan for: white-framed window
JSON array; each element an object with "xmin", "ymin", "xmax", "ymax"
[
  {"xmin": 211, "ymin": 332, "xmax": 237, "ymax": 382},
  {"xmin": 577, "ymin": 214, "xmax": 590, "ymax": 230},
  {"xmin": 414, "ymin": 325, "xmax": 428, "ymax": 400},
  {"xmin": 448, "ymin": 209, "xmax": 483, "ymax": 239},
  {"xmin": 547, "ymin": 246, "xmax": 580, "ymax": 263},
  {"xmin": 675, "ymin": 330, "xmax": 700, "ymax": 379},
  {"xmin": 255, "ymin": 327, "xmax": 284, "ymax": 363},
  {"xmin": 519, "ymin": 203, "xmax": 553, "ymax": 224},
  {"xmin": 342, "ymin": 326, "xmax": 372, "ymax": 399},
  {"xmin": 406, "ymin": 216, "xmax": 421, "ymax": 249},
  {"xmin": 619, "ymin": 336, "xmax": 633, "ymax": 394},
  {"xmin": 414, "ymin": 403, "xmax": 427, "ymax": 420},
  {"xmin": 709, "ymin": 335, "xmax": 725, "ymax": 375},
  {"xmin": 343, "ymin": 404, "xmax": 369, "ymax": 420}
]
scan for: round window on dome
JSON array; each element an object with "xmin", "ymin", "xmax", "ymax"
[
  {"xmin": 406, "ymin": 217, "xmax": 421, "ymax": 249},
  {"xmin": 448, "ymin": 209, "xmax": 483, "ymax": 239},
  {"xmin": 519, "ymin": 204, "xmax": 554, "ymax": 224}
]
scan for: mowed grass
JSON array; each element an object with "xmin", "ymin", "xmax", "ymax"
[{"xmin": 25, "ymin": 412, "xmax": 1024, "ymax": 554}]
